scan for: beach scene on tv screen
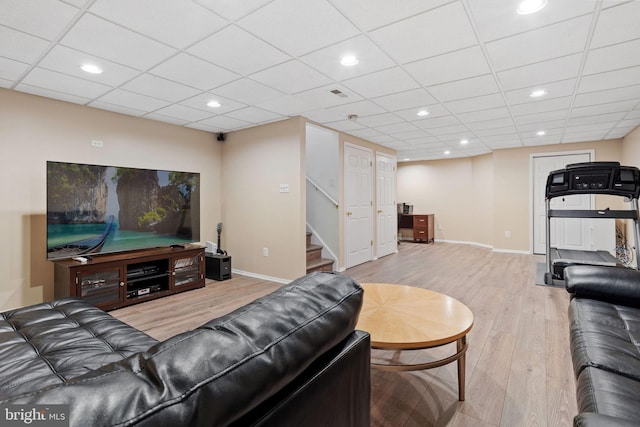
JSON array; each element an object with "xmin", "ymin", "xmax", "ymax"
[{"xmin": 47, "ymin": 162, "xmax": 200, "ymax": 259}]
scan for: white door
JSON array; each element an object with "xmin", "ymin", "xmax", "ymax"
[
  {"xmin": 532, "ymin": 153, "xmax": 591, "ymax": 254},
  {"xmin": 345, "ymin": 144, "xmax": 373, "ymax": 268},
  {"xmin": 376, "ymin": 153, "xmax": 397, "ymax": 258}
]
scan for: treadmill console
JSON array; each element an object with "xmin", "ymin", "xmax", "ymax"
[{"xmin": 546, "ymin": 161, "xmax": 640, "ymax": 199}]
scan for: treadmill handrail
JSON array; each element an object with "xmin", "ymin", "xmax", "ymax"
[{"xmin": 548, "ymin": 209, "xmax": 638, "ymax": 219}]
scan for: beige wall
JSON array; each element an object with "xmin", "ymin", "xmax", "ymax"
[
  {"xmin": 0, "ymin": 89, "xmax": 221, "ymax": 310},
  {"xmin": 221, "ymin": 117, "xmax": 307, "ymax": 281},
  {"xmin": 398, "ymin": 139, "xmax": 623, "ymax": 252}
]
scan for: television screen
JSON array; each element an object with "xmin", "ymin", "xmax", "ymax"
[{"xmin": 46, "ymin": 161, "xmax": 200, "ymax": 260}]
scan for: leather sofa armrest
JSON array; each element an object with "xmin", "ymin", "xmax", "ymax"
[
  {"xmin": 565, "ymin": 265, "xmax": 640, "ymax": 307},
  {"xmin": 574, "ymin": 413, "xmax": 640, "ymax": 427}
]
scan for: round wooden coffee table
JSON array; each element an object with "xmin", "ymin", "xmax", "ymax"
[{"xmin": 356, "ymin": 282, "xmax": 474, "ymax": 401}]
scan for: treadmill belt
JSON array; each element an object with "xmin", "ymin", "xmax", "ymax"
[{"xmin": 552, "ymin": 248, "xmax": 619, "ymax": 266}]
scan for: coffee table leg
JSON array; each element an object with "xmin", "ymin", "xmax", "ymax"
[{"xmin": 457, "ymin": 336, "xmax": 467, "ymax": 401}]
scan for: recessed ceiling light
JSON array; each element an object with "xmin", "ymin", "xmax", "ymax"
[
  {"xmin": 444, "ymin": 150, "xmax": 451, "ymax": 155},
  {"xmin": 403, "ymin": 158, "xmax": 411, "ymax": 161},
  {"xmin": 206, "ymin": 100, "xmax": 221, "ymax": 108},
  {"xmin": 340, "ymin": 55, "xmax": 359, "ymax": 67},
  {"xmin": 417, "ymin": 110, "xmax": 429, "ymax": 117},
  {"xmin": 529, "ymin": 89, "xmax": 547, "ymax": 98},
  {"xmin": 80, "ymin": 64, "xmax": 103, "ymax": 74},
  {"xmin": 536, "ymin": 130, "xmax": 546, "ymax": 136},
  {"xmin": 517, "ymin": 0, "xmax": 548, "ymax": 15},
  {"xmin": 460, "ymin": 139, "xmax": 469, "ymax": 145}
]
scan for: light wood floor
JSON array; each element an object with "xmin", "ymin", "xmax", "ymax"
[{"xmin": 111, "ymin": 242, "xmax": 577, "ymax": 427}]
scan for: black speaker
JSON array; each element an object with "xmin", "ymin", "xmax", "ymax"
[{"xmin": 205, "ymin": 254, "xmax": 231, "ymax": 281}]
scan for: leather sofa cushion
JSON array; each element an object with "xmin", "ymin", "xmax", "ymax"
[
  {"xmin": 576, "ymin": 366, "xmax": 640, "ymax": 425},
  {"xmin": 0, "ymin": 298, "xmax": 158, "ymax": 398},
  {"xmin": 565, "ymin": 265, "xmax": 640, "ymax": 307},
  {"xmin": 569, "ymin": 298, "xmax": 640, "ymax": 382},
  {"xmin": 1, "ymin": 272, "xmax": 364, "ymax": 427}
]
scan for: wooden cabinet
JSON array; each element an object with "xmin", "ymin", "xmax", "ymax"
[
  {"xmin": 53, "ymin": 245, "xmax": 205, "ymax": 311},
  {"xmin": 398, "ymin": 213, "xmax": 434, "ymax": 243}
]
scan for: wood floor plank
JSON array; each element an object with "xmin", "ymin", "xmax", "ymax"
[{"xmin": 111, "ymin": 242, "xmax": 578, "ymax": 426}]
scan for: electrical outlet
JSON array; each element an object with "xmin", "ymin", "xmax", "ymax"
[
  {"xmin": 505, "ymin": 230, "xmax": 511, "ymax": 238},
  {"xmin": 279, "ymin": 184, "xmax": 289, "ymax": 193},
  {"xmin": 91, "ymin": 139, "xmax": 103, "ymax": 148},
  {"xmin": 263, "ymin": 247, "xmax": 269, "ymax": 257}
]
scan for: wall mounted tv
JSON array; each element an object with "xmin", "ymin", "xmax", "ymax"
[{"xmin": 46, "ymin": 161, "xmax": 200, "ymax": 260}]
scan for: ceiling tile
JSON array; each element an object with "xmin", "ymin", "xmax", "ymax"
[
  {"xmin": 376, "ymin": 122, "xmax": 419, "ymax": 135},
  {"xmin": 372, "ymin": 89, "xmax": 437, "ymax": 112},
  {"xmin": 583, "ymin": 39, "xmax": 640, "ymax": 75},
  {"xmin": 356, "ymin": 113, "xmax": 403, "ymax": 127},
  {"xmin": 187, "ymin": 25, "xmax": 291, "ymax": 76},
  {"xmin": 428, "ymin": 124, "xmax": 471, "ymax": 137},
  {"xmin": 578, "ymin": 66, "xmax": 640, "ymax": 93},
  {"xmin": 152, "ymin": 104, "xmax": 214, "ymax": 122},
  {"xmin": 514, "ymin": 110, "xmax": 567, "ymax": 125},
  {"xmin": 238, "ymin": 0, "xmax": 359, "ymax": 56},
  {"xmin": 213, "ymin": 78, "xmax": 284, "ymax": 105},
  {"xmin": 574, "ymin": 85, "xmax": 640, "ymax": 108},
  {"xmin": 224, "ymin": 106, "xmax": 283, "ymax": 124},
  {"xmin": 510, "ymin": 96, "xmax": 573, "ymax": 117},
  {"xmin": 143, "ymin": 113, "xmax": 189, "ymax": 126},
  {"xmin": 474, "ymin": 125, "xmax": 518, "ymax": 137},
  {"xmin": 122, "ymin": 74, "xmax": 200, "ymax": 103},
  {"xmin": 468, "ymin": 0, "xmax": 596, "ymax": 42},
  {"xmin": 256, "ymin": 95, "xmax": 317, "ymax": 116},
  {"xmin": 467, "ymin": 117, "xmax": 516, "ymax": 131},
  {"xmin": 150, "ymin": 53, "xmax": 239, "ymax": 91},
  {"xmin": 458, "ymin": 107, "xmax": 510, "ymax": 123},
  {"xmin": 485, "ymin": 15, "xmax": 591, "ymax": 71},
  {"xmin": 590, "ymin": 1, "xmax": 640, "ymax": 49},
  {"xmin": 60, "ymin": 14, "xmax": 176, "ymax": 70},
  {"xmin": 505, "ymin": 80, "xmax": 576, "ymax": 106},
  {"xmin": 324, "ymin": 119, "xmax": 366, "ymax": 132},
  {"xmin": 607, "ymin": 126, "xmax": 637, "ymax": 139},
  {"xmin": 517, "ymin": 120, "xmax": 566, "ymax": 132},
  {"xmin": 294, "ymin": 84, "xmax": 363, "ymax": 109},
  {"xmin": 323, "ymin": 100, "xmax": 387, "ymax": 119},
  {"xmin": 427, "ymin": 74, "xmax": 499, "ymax": 103},
  {"xmin": 194, "ymin": 0, "xmax": 273, "ymax": 21},
  {"xmin": 332, "ymin": 0, "xmax": 451, "ymax": 31},
  {"xmin": 405, "ymin": 45, "xmax": 490, "ymax": 87},
  {"xmin": 368, "ymin": 2, "xmax": 477, "ymax": 64},
  {"xmin": 15, "ymin": 83, "xmax": 91, "ymax": 104},
  {"xmin": 299, "ymin": 35, "xmax": 395, "ymax": 81},
  {"xmin": 0, "ymin": 57, "xmax": 29, "ymax": 81},
  {"xmin": 250, "ymin": 60, "xmax": 333, "ymax": 94},
  {"xmin": 179, "ymin": 92, "xmax": 246, "ymax": 114},
  {"xmin": 414, "ymin": 115, "xmax": 462, "ymax": 129},
  {"xmin": 95, "ymin": 88, "xmax": 170, "ymax": 112},
  {"xmin": 0, "ymin": 0, "xmax": 79, "ymax": 40},
  {"xmin": 342, "ymin": 67, "xmax": 419, "ymax": 99},
  {"xmin": 570, "ymin": 101, "xmax": 635, "ymax": 118},
  {"xmin": 38, "ymin": 45, "xmax": 140, "ymax": 87},
  {"xmin": 347, "ymin": 128, "xmax": 382, "ymax": 139},
  {"xmin": 90, "ymin": 0, "xmax": 227, "ymax": 49},
  {"xmin": 444, "ymin": 93, "xmax": 505, "ymax": 114},
  {"xmin": 21, "ymin": 67, "xmax": 111, "ymax": 99},
  {"xmin": 196, "ymin": 115, "xmax": 252, "ymax": 131},
  {"xmin": 88, "ymin": 100, "xmax": 148, "ymax": 116},
  {"xmin": 496, "ymin": 54, "xmax": 582, "ymax": 91},
  {"xmin": 0, "ymin": 26, "xmax": 51, "ymax": 63}
]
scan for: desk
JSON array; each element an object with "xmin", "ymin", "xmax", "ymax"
[{"xmin": 398, "ymin": 214, "xmax": 434, "ymax": 243}]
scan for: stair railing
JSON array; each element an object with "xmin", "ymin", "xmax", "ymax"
[{"xmin": 306, "ymin": 176, "xmax": 338, "ymax": 208}]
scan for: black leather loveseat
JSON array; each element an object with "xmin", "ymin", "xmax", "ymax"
[
  {"xmin": 565, "ymin": 265, "xmax": 640, "ymax": 427},
  {"xmin": 0, "ymin": 272, "xmax": 371, "ymax": 426}
]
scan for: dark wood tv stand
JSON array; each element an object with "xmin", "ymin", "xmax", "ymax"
[{"xmin": 52, "ymin": 244, "xmax": 205, "ymax": 311}]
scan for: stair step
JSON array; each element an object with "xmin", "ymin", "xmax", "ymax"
[
  {"xmin": 306, "ymin": 232, "xmax": 312, "ymax": 247},
  {"xmin": 306, "ymin": 244, "xmax": 323, "ymax": 262},
  {"xmin": 306, "ymin": 257, "xmax": 334, "ymax": 274}
]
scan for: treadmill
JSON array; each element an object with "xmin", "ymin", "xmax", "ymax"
[{"xmin": 544, "ymin": 161, "xmax": 640, "ymax": 285}]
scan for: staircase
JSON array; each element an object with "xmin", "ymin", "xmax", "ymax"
[{"xmin": 306, "ymin": 232, "xmax": 334, "ymax": 273}]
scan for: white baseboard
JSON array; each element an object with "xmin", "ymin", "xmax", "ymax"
[
  {"xmin": 231, "ymin": 269, "xmax": 290, "ymax": 284},
  {"xmin": 491, "ymin": 248, "xmax": 531, "ymax": 255},
  {"xmin": 435, "ymin": 239, "xmax": 493, "ymax": 250}
]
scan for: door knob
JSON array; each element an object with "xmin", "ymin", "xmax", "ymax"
[
  {"xmin": 377, "ymin": 210, "xmax": 383, "ymax": 213},
  {"xmin": 347, "ymin": 211, "xmax": 352, "ymax": 216}
]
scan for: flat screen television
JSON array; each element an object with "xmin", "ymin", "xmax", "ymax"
[{"xmin": 46, "ymin": 161, "xmax": 200, "ymax": 260}]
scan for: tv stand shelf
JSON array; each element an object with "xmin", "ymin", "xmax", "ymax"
[{"xmin": 53, "ymin": 245, "xmax": 205, "ymax": 311}]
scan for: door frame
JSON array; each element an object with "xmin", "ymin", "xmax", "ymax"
[{"xmin": 529, "ymin": 149, "xmax": 594, "ymax": 254}]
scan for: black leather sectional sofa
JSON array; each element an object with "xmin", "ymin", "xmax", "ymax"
[
  {"xmin": 0, "ymin": 272, "xmax": 371, "ymax": 426},
  {"xmin": 565, "ymin": 265, "xmax": 640, "ymax": 427}
]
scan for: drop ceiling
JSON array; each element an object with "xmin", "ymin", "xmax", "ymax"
[{"xmin": 1, "ymin": 0, "xmax": 639, "ymax": 161}]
